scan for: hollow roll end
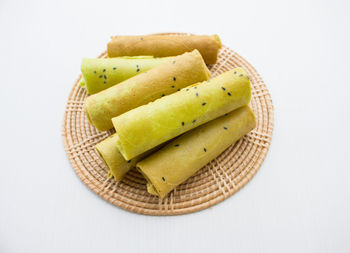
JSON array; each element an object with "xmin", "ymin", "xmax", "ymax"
[
  {"xmin": 95, "ymin": 134, "xmax": 138, "ymax": 182},
  {"xmin": 245, "ymin": 106, "xmax": 257, "ymax": 130},
  {"xmin": 231, "ymin": 67, "xmax": 252, "ymax": 103},
  {"xmin": 212, "ymin": 34, "xmax": 222, "ymax": 48},
  {"xmin": 79, "ymin": 77, "xmax": 86, "ymax": 87},
  {"xmin": 114, "ymin": 132, "xmax": 130, "ymax": 161},
  {"xmin": 137, "ymin": 165, "xmax": 163, "ymax": 197},
  {"xmin": 191, "ymin": 49, "xmax": 211, "ymax": 79},
  {"xmin": 85, "ymin": 94, "xmax": 115, "ymax": 132},
  {"xmin": 95, "ymin": 143, "xmax": 115, "ymax": 180},
  {"xmin": 107, "ymin": 40, "xmax": 114, "ymax": 57},
  {"xmin": 147, "ymin": 183, "xmax": 159, "ymax": 197},
  {"xmin": 84, "ymin": 98, "xmax": 94, "ymax": 126}
]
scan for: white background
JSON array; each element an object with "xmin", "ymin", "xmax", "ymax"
[{"xmin": 1, "ymin": 0, "xmax": 349, "ymax": 252}]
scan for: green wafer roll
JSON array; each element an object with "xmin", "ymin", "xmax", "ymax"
[
  {"xmin": 80, "ymin": 56, "xmax": 171, "ymax": 94},
  {"xmin": 113, "ymin": 67, "xmax": 251, "ymax": 160}
]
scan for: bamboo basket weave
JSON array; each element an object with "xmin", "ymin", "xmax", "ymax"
[{"xmin": 62, "ymin": 33, "xmax": 274, "ymax": 215}]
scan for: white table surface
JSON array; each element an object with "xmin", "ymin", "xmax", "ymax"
[{"xmin": 1, "ymin": 0, "xmax": 349, "ymax": 252}]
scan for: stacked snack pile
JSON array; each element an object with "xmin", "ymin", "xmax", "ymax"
[{"xmin": 81, "ymin": 34, "xmax": 256, "ymax": 198}]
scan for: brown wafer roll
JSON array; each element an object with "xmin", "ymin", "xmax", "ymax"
[{"xmin": 107, "ymin": 34, "xmax": 222, "ymax": 64}]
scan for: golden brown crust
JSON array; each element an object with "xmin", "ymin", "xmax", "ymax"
[{"xmin": 107, "ymin": 35, "xmax": 221, "ymax": 64}]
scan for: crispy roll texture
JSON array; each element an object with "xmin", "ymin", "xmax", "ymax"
[
  {"xmin": 113, "ymin": 67, "xmax": 251, "ymax": 160},
  {"xmin": 107, "ymin": 35, "xmax": 222, "ymax": 64},
  {"xmin": 137, "ymin": 106, "xmax": 256, "ymax": 198},
  {"xmin": 85, "ymin": 50, "xmax": 210, "ymax": 131}
]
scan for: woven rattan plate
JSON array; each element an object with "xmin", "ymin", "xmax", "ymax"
[{"xmin": 62, "ymin": 33, "xmax": 274, "ymax": 215}]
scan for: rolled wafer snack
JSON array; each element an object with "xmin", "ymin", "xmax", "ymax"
[
  {"xmin": 85, "ymin": 50, "xmax": 210, "ymax": 131},
  {"xmin": 137, "ymin": 106, "xmax": 256, "ymax": 198},
  {"xmin": 113, "ymin": 67, "xmax": 251, "ymax": 160},
  {"xmin": 95, "ymin": 134, "xmax": 162, "ymax": 181},
  {"xmin": 107, "ymin": 35, "xmax": 222, "ymax": 64},
  {"xmin": 80, "ymin": 56, "xmax": 172, "ymax": 94},
  {"xmin": 95, "ymin": 134, "xmax": 138, "ymax": 181}
]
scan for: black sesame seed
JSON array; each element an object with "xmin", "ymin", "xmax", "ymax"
[
  {"xmin": 192, "ymin": 119, "xmax": 196, "ymax": 123},
  {"xmin": 177, "ymin": 89, "xmax": 180, "ymax": 91},
  {"xmin": 161, "ymin": 94, "xmax": 165, "ymax": 97},
  {"xmin": 227, "ymin": 92, "xmax": 231, "ymax": 96},
  {"xmin": 194, "ymin": 87, "xmax": 197, "ymax": 89},
  {"xmin": 113, "ymin": 67, "xmax": 117, "ymax": 70},
  {"xmin": 136, "ymin": 69, "xmax": 140, "ymax": 72},
  {"xmin": 173, "ymin": 77, "xmax": 176, "ymax": 81},
  {"xmin": 93, "ymin": 71, "xmax": 96, "ymax": 74},
  {"xmin": 186, "ymin": 89, "xmax": 189, "ymax": 91},
  {"xmin": 239, "ymin": 74, "xmax": 243, "ymax": 77},
  {"xmin": 234, "ymin": 71, "xmax": 237, "ymax": 74},
  {"xmin": 104, "ymin": 75, "xmax": 107, "ymax": 79},
  {"xmin": 221, "ymin": 87, "xmax": 226, "ymax": 91},
  {"xmin": 162, "ymin": 177, "xmax": 165, "ymax": 181},
  {"xmin": 224, "ymin": 127, "xmax": 228, "ymax": 130},
  {"xmin": 196, "ymin": 93, "xmax": 198, "ymax": 96},
  {"xmin": 104, "ymin": 81, "xmax": 106, "ymax": 84},
  {"xmin": 171, "ymin": 85, "xmax": 175, "ymax": 88},
  {"xmin": 202, "ymin": 102, "xmax": 206, "ymax": 106},
  {"xmin": 99, "ymin": 75, "xmax": 103, "ymax": 78},
  {"xmin": 182, "ymin": 122, "xmax": 185, "ymax": 126},
  {"xmin": 204, "ymin": 148, "xmax": 207, "ymax": 152},
  {"xmin": 103, "ymin": 69, "xmax": 106, "ymax": 72},
  {"xmin": 127, "ymin": 160, "xmax": 131, "ymax": 163},
  {"xmin": 174, "ymin": 144, "xmax": 179, "ymax": 147},
  {"xmin": 172, "ymin": 61, "xmax": 176, "ymax": 64}
]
